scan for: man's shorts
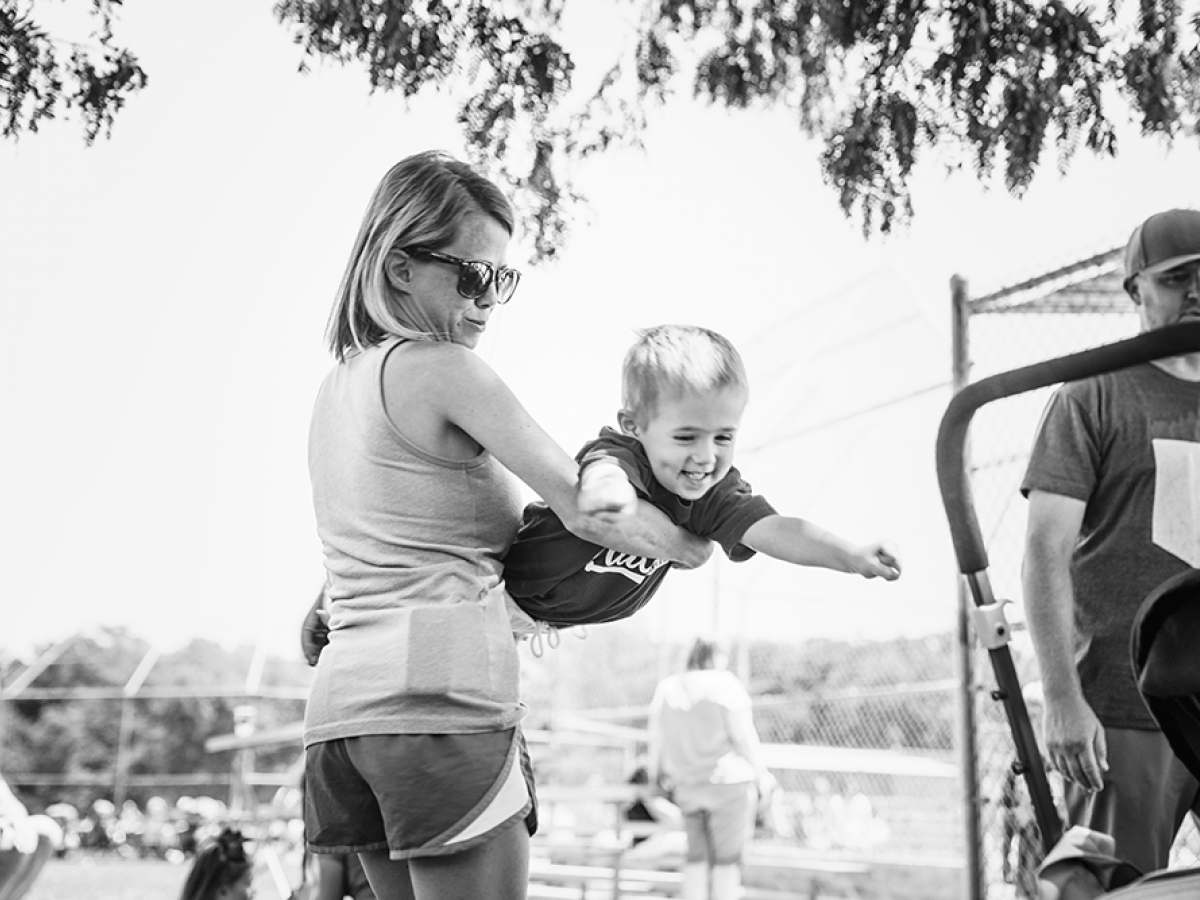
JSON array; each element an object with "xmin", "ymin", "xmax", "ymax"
[
  {"xmin": 673, "ymin": 781, "xmax": 756, "ymax": 866},
  {"xmin": 1064, "ymin": 725, "xmax": 1200, "ymax": 875},
  {"xmin": 304, "ymin": 727, "xmax": 537, "ymax": 860}
]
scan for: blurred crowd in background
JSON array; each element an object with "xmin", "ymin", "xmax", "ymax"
[{"xmin": 37, "ymin": 791, "xmax": 304, "ymax": 864}]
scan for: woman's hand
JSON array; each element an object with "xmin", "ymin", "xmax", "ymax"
[
  {"xmin": 300, "ymin": 590, "xmax": 331, "ymax": 666},
  {"xmin": 756, "ymin": 771, "xmax": 780, "ymax": 817}
]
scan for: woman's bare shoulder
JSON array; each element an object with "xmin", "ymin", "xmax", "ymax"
[{"xmin": 385, "ymin": 341, "xmax": 502, "ymax": 390}]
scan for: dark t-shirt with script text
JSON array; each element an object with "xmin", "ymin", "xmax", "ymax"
[{"xmin": 503, "ymin": 428, "xmax": 776, "ymax": 626}]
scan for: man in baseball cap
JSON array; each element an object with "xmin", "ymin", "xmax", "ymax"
[
  {"xmin": 1021, "ymin": 208, "xmax": 1200, "ymax": 875},
  {"xmin": 1123, "ymin": 208, "xmax": 1200, "ymax": 296}
]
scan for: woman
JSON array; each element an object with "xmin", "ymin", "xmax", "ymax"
[
  {"xmin": 647, "ymin": 639, "xmax": 774, "ymax": 900},
  {"xmin": 179, "ymin": 828, "xmax": 254, "ymax": 900},
  {"xmin": 304, "ymin": 150, "xmax": 710, "ymax": 900}
]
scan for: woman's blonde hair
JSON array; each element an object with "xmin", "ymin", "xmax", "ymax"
[{"xmin": 325, "ymin": 150, "xmax": 514, "ymax": 360}]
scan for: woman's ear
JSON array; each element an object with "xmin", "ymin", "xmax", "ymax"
[
  {"xmin": 616, "ymin": 409, "xmax": 639, "ymax": 436},
  {"xmin": 385, "ymin": 248, "xmax": 413, "ymax": 291}
]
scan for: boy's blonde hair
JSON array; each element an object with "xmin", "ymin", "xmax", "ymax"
[
  {"xmin": 325, "ymin": 150, "xmax": 514, "ymax": 360},
  {"xmin": 622, "ymin": 324, "xmax": 747, "ymax": 423}
]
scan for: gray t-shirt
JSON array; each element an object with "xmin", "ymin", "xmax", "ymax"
[{"xmin": 1022, "ymin": 363, "xmax": 1200, "ymax": 729}]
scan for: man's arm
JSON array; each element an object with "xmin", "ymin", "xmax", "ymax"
[
  {"xmin": 1022, "ymin": 489, "xmax": 1107, "ymax": 791},
  {"xmin": 740, "ymin": 515, "xmax": 901, "ymax": 580}
]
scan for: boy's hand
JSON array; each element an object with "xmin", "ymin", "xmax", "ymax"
[
  {"xmin": 852, "ymin": 541, "xmax": 902, "ymax": 580},
  {"xmin": 578, "ymin": 462, "xmax": 638, "ymax": 517}
]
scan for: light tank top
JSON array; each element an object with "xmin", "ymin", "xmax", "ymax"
[{"xmin": 305, "ymin": 339, "xmax": 524, "ymax": 742}]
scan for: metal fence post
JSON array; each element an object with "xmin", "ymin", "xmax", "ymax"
[{"xmin": 951, "ymin": 274, "xmax": 983, "ymax": 900}]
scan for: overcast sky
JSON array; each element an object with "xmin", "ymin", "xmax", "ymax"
[{"xmin": 4, "ymin": 1, "xmax": 1200, "ymax": 665}]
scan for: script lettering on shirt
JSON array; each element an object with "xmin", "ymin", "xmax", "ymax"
[{"xmin": 583, "ymin": 549, "xmax": 669, "ymax": 584}]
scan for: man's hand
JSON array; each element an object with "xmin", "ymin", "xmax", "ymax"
[
  {"xmin": 578, "ymin": 462, "xmax": 637, "ymax": 517},
  {"xmin": 1044, "ymin": 695, "xmax": 1108, "ymax": 792},
  {"xmin": 849, "ymin": 541, "xmax": 902, "ymax": 580}
]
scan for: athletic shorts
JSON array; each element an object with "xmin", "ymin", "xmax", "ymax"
[
  {"xmin": 673, "ymin": 781, "xmax": 756, "ymax": 866},
  {"xmin": 304, "ymin": 727, "xmax": 537, "ymax": 860}
]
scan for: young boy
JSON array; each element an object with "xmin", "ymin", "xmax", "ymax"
[
  {"xmin": 501, "ymin": 324, "xmax": 901, "ymax": 635},
  {"xmin": 300, "ymin": 325, "xmax": 901, "ymax": 662}
]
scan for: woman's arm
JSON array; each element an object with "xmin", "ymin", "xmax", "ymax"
[
  {"xmin": 646, "ymin": 687, "xmax": 667, "ymax": 792},
  {"xmin": 419, "ymin": 345, "xmax": 711, "ymax": 567},
  {"xmin": 721, "ymin": 686, "xmax": 778, "ymax": 800}
]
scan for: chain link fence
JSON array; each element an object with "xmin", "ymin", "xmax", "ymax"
[
  {"xmin": 521, "ymin": 617, "xmax": 962, "ymax": 891},
  {"xmin": 958, "ymin": 249, "xmax": 1200, "ymax": 899}
]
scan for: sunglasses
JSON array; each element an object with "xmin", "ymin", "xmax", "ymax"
[{"xmin": 402, "ymin": 247, "xmax": 521, "ymax": 305}]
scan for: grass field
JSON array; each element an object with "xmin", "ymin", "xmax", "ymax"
[
  {"xmin": 24, "ymin": 854, "xmax": 296, "ymax": 900},
  {"xmin": 25, "ymin": 857, "xmax": 188, "ymax": 900}
]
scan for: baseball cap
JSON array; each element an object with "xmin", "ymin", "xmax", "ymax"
[{"xmin": 1123, "ymin": 209, "xmax": 1200, "ymax": 291}]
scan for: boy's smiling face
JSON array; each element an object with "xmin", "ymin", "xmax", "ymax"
[{"xmin": 619, "ymin": 385, "xmax": 748, "ymax": 501}]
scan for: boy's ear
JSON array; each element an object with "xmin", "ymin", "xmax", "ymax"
[
  {"xmin": 385, "ymin": 248, "xmax": 413, "ymax": 291},
  {"xmin": 616, "ymin": 409, "xmax": 639, "ymax": 436}
]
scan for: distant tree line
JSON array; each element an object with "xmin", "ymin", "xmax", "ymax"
[
  {"xmin": 0, "ymin": 628, "xmax": 309, "ymax": 812},
  {"xmin": 2, "ymin": 622, "xmax": 960, "ymax": 812}
]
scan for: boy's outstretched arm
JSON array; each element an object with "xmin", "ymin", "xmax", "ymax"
[{"xmin": 741, "ymin": 515, "xmax": 901, "ymax": 580}]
